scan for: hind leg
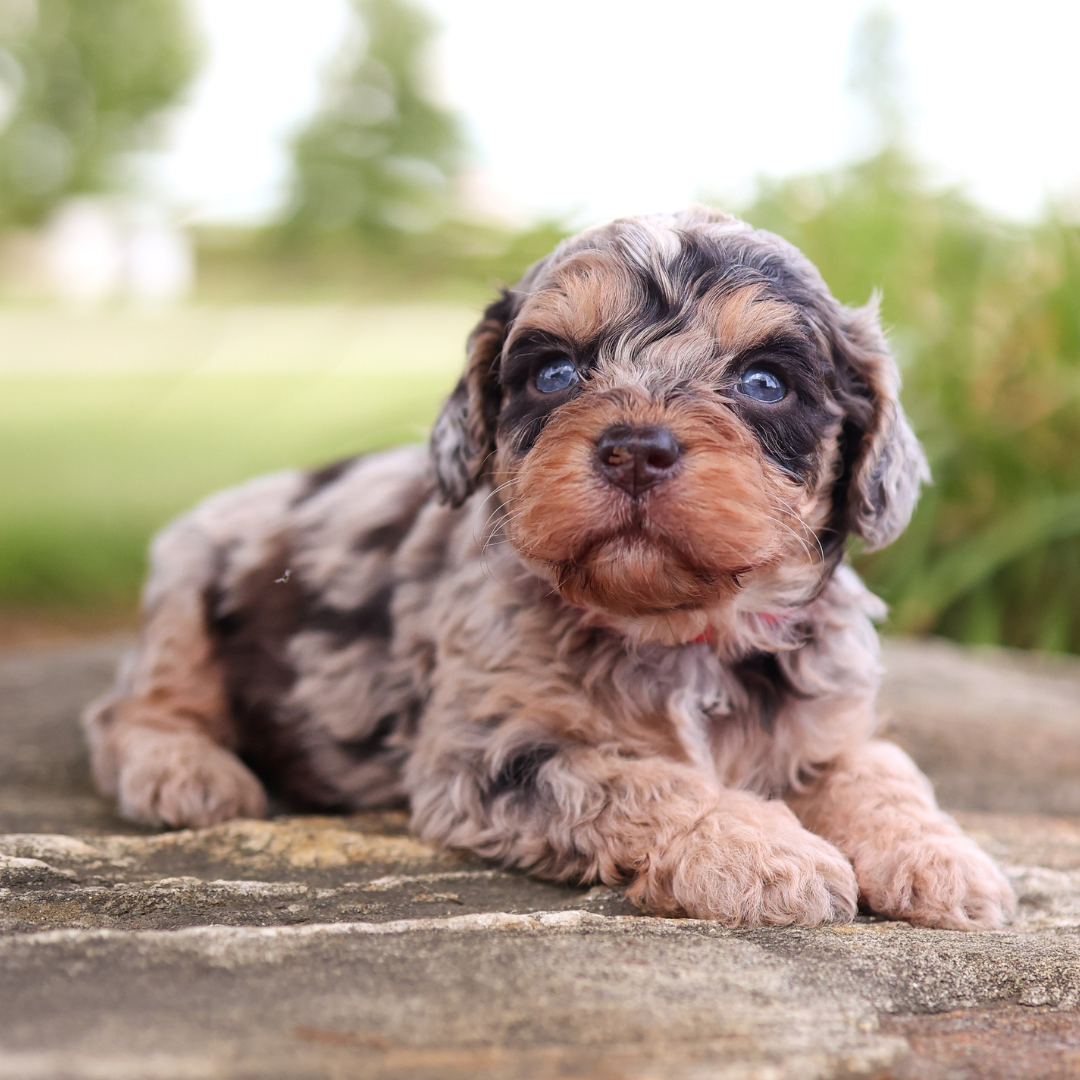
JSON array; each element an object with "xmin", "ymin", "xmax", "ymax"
[{"xmin": 83, "ymin": 522, "xmax": 267, "ymax": 828}]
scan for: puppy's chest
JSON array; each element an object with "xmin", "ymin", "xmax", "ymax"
[{"xmin": 600, "ymin": 645, "xmax": 780, "ymax": 774}]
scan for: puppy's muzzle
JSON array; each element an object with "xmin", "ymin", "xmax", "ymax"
[{"xmin": 595, "ymin": 424, "xmax": 682, "ymax": 498}]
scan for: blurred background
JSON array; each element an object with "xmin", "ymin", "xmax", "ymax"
[{"xmin": 0, "ymin": 0, "xmax": 1077, "ymax": 654}]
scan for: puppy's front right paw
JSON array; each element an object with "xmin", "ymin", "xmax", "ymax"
[
  {"xmin": 116, "ymin": 728, "xmax": 267, "ymax": 828},
  {"xmin": 853, "ymin": 829, "xmax": 1016, "ymax": 930},
  {"xmin": 631, "ymin": 798, "xmax": 858, "ymax": 927}
]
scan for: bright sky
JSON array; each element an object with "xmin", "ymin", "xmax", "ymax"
[{"xmin": 155, "ymin": 0, "xmax": 1080, "ymax": 227}]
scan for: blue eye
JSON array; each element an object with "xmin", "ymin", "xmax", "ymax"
[
  {"xmin": 736, "ymin": 367, "xmax": 786, "ymax": 403},
  {"xmin": 535, "ymin": 357, "xmax": 579, "ymax": 394}
]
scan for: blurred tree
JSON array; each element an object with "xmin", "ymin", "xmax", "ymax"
[
  {"xmin": 284, "ymin": 0, "xmax": 466, "ymax": 244},
  {"xmin": 0, "ymin": 0, "xmax": 198, "ymax": 226}
]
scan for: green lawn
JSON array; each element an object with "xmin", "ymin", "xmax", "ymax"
[{"xmin": 0, "ymin": 304, "xmax": 476, "ymax": 613}]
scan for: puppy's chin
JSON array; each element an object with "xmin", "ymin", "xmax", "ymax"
[{"xmin": 549, "ymin": 534, "xmax": 737, "ymax": 618}]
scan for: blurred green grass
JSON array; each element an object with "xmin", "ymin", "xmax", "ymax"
[{"xmin": 0, "ymin": 304, "xmax": 472, "ymax": 615}]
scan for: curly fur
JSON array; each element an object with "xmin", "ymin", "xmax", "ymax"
[{"xmin": 84, "ymin": 208, "xmax": 1011, "ymax": 929}]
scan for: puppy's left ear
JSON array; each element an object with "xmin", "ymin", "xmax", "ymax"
[
  {"xmin": 833, "ymin": 298, "xmax": 930, "ymax": 551},
  {"xmin": 430, "ymin": 290, "xmax": 519, "ymax": 506}
]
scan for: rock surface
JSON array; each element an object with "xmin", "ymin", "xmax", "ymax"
[{"xmin": 2, "ymin": 636, "xmax": 1080, "ymax": 1079}]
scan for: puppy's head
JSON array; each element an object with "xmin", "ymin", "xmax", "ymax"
[{"xmin": 431, "ymin": 207, "xmax": 927, "ymax": 635}]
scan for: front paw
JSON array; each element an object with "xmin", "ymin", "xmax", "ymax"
[
  {"xmin": 116, "ymin": 728, "xmax": 268, "ymax": 828},
  {"xmin": 853, "ymin": 830, "xmax": 1016, "ymax": 930},
  {"xmin": 633, "ymin": 799, "xmax": 858, "ymax": 927}
]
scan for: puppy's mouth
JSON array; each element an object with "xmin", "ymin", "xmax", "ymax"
[
  {"xmin": 558, "ymin": 521, "xmax": 741, "ymax": 582},
  {"xmin": 540, "ymin": 519, "xmax": 761, "ymax": 616}
]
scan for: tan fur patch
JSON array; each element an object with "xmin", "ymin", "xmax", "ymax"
[
  {"xmin": 510, "ymin": 251, "xmax": 639, "ymax": 346},
  {"xmin": 704, "ymin": 284, "xmax": 802, "ymax": 357}
]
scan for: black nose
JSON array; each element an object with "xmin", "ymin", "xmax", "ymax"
[{"xmin": 595, "ymin": 425, "xmax": 682, "ymax": 497}]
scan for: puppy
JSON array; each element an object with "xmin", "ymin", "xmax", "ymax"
[{"xmin": 84, "ymin": 207, "xmax": 1015, "ymax": 929}]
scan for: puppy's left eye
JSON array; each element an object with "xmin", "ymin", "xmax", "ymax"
[
  {"xmin": 736, "ymin": 367, "xmax": 786, "ymax": 403},
  {"xmin": 535, "ymin": 357, "xmax": 579, "ymax": 394}
]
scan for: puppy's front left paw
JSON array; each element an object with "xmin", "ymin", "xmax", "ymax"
[
  {"xmin": 854, "ymin": 831, "xmax": 1016, "ymax": 930},
  {"xmin": 116, "ymin": 728, "xmax": 268, "ymax": 828}
]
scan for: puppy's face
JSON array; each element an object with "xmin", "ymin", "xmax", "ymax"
[
  {"xmin": 492, "ymin": 257, "xmax": 833, "ymax": 619},
  {"xmin": 432, "ymin": 208, "xmax": 927, "ymax": 635}
]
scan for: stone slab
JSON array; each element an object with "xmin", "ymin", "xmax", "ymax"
[
  {"xmin": 880, "ymin": 637, "xmax": 1080, "ymax": 815},
  {"xmin": 3, "ymin": 636, "xmax": 1080, "ymax": 1079},
  {"xmin": 0, "ymin": 638, "xmax": 138, "ymax": 836}
]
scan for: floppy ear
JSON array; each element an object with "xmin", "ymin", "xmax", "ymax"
[
  {"xmin": 832, "ymin": 298, "xmax": 930, "ymax": 551},
  {"xmin": 430, "ymin": 290, "xmax": 518, "ymax": 506}
]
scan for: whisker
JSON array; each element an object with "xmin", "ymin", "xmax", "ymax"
[
  {"xmin": 760, "ymin": 500, "xmax": 824, "ymax": 564},
  {"xmin": 475, "ymin": 479, "xmax": 521, "ymax": 549}
]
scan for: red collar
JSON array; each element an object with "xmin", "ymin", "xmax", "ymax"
[{"xmin": 691, "ymin": 612, "xmax": 784, "ymax": 645}]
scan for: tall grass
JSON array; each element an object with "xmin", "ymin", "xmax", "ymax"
[{"xmin": 742, "ymin": 150, "xmax": 1080, "ymax": 650}]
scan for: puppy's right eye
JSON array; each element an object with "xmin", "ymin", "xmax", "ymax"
[
  {"xmin": 535, "ymin": 357, "xmax": 579, "ymax": 394},
  {"xmin": 736, "ymin": 367, "xmax": 786, "ymax": 403}
]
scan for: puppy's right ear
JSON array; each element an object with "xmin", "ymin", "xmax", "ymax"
[{"xmin": 430, "ymin": 290, "xmax": 518, "ymax": 506}]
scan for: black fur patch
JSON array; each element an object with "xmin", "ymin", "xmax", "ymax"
[
  {"xmin": 206, "ymin": 543, "xmax": 342, "ymax": 810},
  {"xmin": 206, "ymin": 542, "xmax": 403, "ymax": 809},
  {"xmin": 340, "ymin": 711, "xmax": 398, "ymax": 760},
  {"xmin": 483, "ymin": 744, "xmax": 560, "ymax": 806},
  {"xmin": 474, "ymin": 290, "xmax": 519, "ymax": 442},
  {"xmin": 824, "ymin": 338, "xmax": 880, "ymax": 552},
  {"xmin": 732, "ymin": 651, "xmax": 801, "ymax": 732},
  {"xmin": 307, "ymin": 583, "xmax": 395, "ymax": 645},
  {"xmin": 353, "ymin": 482, "xmax": 433, "ymax": 554},
  {"xmin": 498, "ymin": 329, "xmax": 592, "ymax": 456},
  {"xmin": 725, "ymin": 337, "xmax": 835, "ymax": 483},
  {"xmin": 356, "ymin": 520, "xmax": 414, "ymax": 553},
  {"xmin": 294, "ymin": 456, "xmax": 358, "ymax": 505}
]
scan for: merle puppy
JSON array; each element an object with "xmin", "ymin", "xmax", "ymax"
[{"xmin": 84, "ymin": 207, "xmax": 1014, "ymax": 929}]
